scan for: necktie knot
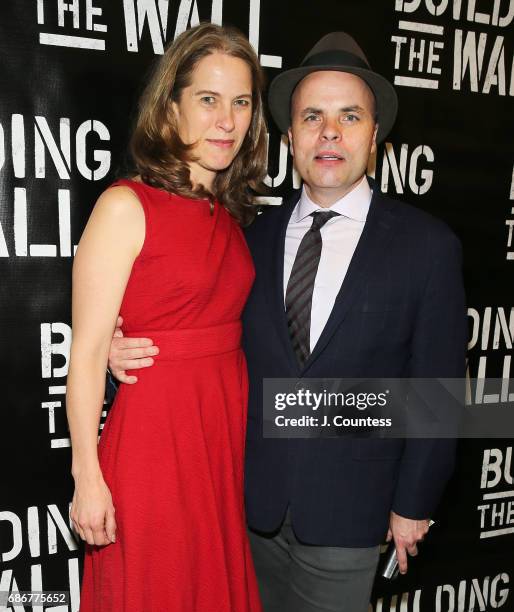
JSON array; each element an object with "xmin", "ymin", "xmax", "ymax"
[{"xmin": 309, "ymin": 210, "xmax": 339, "ymax": 232}]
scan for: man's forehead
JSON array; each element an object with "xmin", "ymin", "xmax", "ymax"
[{"xmin": 291, "ymin": 70, "xmax": 375, "ymax": 110}]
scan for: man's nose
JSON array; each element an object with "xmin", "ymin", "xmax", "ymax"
[{"xmin": 320, "ymin": 117, "xmax": 341, "ymax": 141}]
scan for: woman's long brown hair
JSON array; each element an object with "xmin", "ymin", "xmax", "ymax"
[{"xmin": 130, "ymin": 23, "xmax": 268, "ymax": 226}]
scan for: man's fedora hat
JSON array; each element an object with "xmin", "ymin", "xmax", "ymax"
[{"xmin": 268, "ymin": 32, "xmax": 398, "ymax": 143}]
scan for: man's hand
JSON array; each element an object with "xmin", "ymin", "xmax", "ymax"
[
  {"xmin": 386, "ymin": 511, "xmax": 429, "ymax": 575},
  {"xmin": 108, "ymin": 316, "xmax": 159, "ymax": 384}
]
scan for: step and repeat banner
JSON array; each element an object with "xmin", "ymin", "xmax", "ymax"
[{"xmin": 1, "ymin": 1, "xmax": 513, "ymax": 610}]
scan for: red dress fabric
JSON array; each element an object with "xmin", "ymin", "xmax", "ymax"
[{"xmin": 79, "ymin": 179, "xmax": 261, "ymax": 612}]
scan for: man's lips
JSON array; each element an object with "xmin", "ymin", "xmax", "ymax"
[
  {"xmin": 207, "ymin": 139, "xmax": 235, "ymax": 148},
  {"xmin": 314, "ymin": 151, "xmax": 345, "ymax": 161}
]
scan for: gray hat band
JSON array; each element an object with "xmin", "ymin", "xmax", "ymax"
[{"xmin": 303, "ymin": 50, "xmax": 369, "ymax": 70}]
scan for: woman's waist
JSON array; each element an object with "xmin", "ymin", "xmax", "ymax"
[{"xmin": 123, "ymin": 321, "xmax": 242, "ymax": 361}]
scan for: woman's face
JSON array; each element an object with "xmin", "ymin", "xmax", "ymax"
[{"xmin": 172, "ymin": 52, "xmax": 253, "ymax": 191}]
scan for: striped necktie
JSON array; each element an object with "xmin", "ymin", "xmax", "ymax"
[{"xmin": 285, "ymin": 210, "xmax": 339, "ymax": 367}]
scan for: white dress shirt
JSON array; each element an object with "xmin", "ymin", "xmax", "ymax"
[{"xmin": 283, "ymin": 176, "xmax": 372, "ymax": 352}]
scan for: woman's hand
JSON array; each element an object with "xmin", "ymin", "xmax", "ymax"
[{"xmin": 71, "ymin": 474, "xmax": 117, "ymax": 546}]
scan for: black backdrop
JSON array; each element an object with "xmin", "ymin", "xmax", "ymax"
[{"xmin": 1, "ymin": 1, "xmax": 513, "ymax": 610}]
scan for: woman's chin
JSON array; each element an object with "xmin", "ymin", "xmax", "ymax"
[{"xmin": 205, "ymin": 158, "xmax": 237, "ymax": 174}]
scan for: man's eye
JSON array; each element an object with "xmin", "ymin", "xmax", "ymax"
[
  {"xmin": 304, "ymin": 114, "xmax": 319, "ymax": 121},
  {"xmin": 201, "ymin": 96, "xmax": 215, "ymax": 105},
  {"xmin": 344, "ymin": 114, "xmax": 359, "ymax": 122}
]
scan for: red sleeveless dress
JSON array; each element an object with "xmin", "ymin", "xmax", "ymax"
[{"xmin": 79, "ymin": 179, "xmax": 261, "ymax": 612}]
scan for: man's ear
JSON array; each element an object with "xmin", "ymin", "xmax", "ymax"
[
  {"xmin": 371, "ymin": 123, "xmax": 378, "ymax": 155},
  {"xmin": 287, "ymin": 127, "xmax": 294, "ymax": 157}
]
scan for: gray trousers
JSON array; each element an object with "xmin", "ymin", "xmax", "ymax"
[{"xmin": 248, "ymin": 510, "xmax": 379, "ymax": 612}]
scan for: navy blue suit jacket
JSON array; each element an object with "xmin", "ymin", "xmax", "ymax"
[{"xmin": 242, "ymin": 178, "xmax": 467, "ymax": 547}]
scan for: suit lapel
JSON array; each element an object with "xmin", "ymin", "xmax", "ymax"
[
  {"xmin": 265, "ymin": 191, "xmax": 301, "ymax": 374},
  {"xmin": 302, "ymin": 185, "xmax": 397, "ymax": 373}
]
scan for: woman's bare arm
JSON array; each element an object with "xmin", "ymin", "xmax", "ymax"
[{"xmin": 66, "ymin": 185, "xmax": 144, "ymax": 545}]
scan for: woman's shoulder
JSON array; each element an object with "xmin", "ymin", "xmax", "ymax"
[
  {"xmin": 106, "ymin": 176, "xmax": 212, "ymax": 211},
  {"xmin": 75, "ymin": 181, "xmax": 146, "ymax": 261},
  {"xmin": 111, "ymin": 176, "xmax": 182, "ymax": 202},
  {"xmin": 108, "ymin": 176, "xmax": 145, "ymax": 197},
  {"xmin": 92, "ymin": 180, "xmax": 146, "ymax": 224}
]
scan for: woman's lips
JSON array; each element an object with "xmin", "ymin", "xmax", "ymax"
[{"xmin": 207, "ymin": 139, "xmax": 235, "ymax": 148}]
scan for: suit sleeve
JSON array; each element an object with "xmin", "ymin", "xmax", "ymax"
[
  {"xmin": 105, "ymin": 370, "xmax": 119, "ymax": 404},
  {"xmin": 391, "ymin": 226, "xmax": 467, "ymax": 519}
]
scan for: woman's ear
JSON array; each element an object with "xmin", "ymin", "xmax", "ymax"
[{"xmin": 169, "ymin": 99, "xmax": 180, "ymax": 122}]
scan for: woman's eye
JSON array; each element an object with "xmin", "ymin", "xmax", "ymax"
[
  {"xmin": 201, "ymin": 96, "xmax": 215, "ymax": 105},
  {"xmin": 234, "ymin": 99, "xmax": 250, "ymax": 107}
]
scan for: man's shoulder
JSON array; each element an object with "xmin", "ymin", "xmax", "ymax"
[
  {"xmin": 379, "ymin": 191, "xmax": 461, "ymax": 249},
  {"xmin": 245, "ymin": 191, "xmax": 300, "ymax": 239}
]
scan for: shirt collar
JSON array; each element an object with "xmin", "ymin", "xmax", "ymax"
[{"xmin": 292, "ymin": 175, "xmax": 372, "ymax": 224}]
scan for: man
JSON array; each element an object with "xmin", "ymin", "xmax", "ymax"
[{"xmin": 108, "ymin": 32, "xmax": 467, "ymax": 612}]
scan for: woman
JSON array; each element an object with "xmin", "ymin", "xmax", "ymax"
[{"xmin": 66, "ymin": 23, "xmax": 267, "ymax": 611}]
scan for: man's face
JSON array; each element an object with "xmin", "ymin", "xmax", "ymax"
[{"xmin": 288, "ymin": 70, "xmax": 378, "ymax": 207}]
